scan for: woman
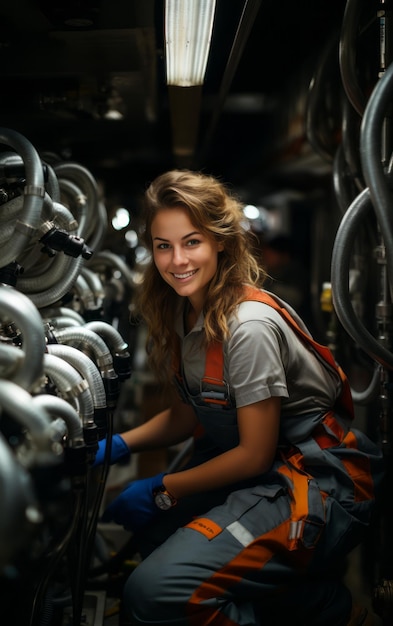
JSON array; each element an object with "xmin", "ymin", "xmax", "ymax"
[{"xmin": 98, "ymin": 169, "xmax": 383, "ymax": 625}]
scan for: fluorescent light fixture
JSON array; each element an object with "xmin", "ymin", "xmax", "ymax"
[{"xmin": 165, "ymin": 0, "xmax": 217, "ymax": 86}]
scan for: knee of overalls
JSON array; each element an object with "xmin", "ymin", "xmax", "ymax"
[
  {"xmin": 123, "ymin": 559, "xmax": 162, "ymax": 622},
  {"xmin": 122, "ymin": 549, "xmax": 194, "ymax": 624}
]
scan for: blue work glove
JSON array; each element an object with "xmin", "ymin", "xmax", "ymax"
[
  {"xmin": 93, "ymin": 433, "xmax": 131, "ymax": 467},
  {"xmin": 101, "ymin": 471, "xmax": 166, "ymax": 532}
]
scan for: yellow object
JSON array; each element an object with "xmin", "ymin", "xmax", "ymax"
[{"xmin": 320, "ymin": 282, "xmax": 333, "ymax": 313}]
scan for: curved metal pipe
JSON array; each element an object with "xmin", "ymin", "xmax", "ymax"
[
  {"xmin": 350, "ymin": 363, "xmax": 381, "ymax": 406},
  {"xmin": 46, "ymin": 344, "xmax": 107, "ymax": 410},
  {"xmin": 305, "ymin": 32, "xmax": 340, "ymax": 163},
  {"xmin": 16, "ymin": 193, "xmax": 55, "ymax": 270},
  {"xmin": 0, "ymin": 128, "xmax": 45, "ymax": 267},
  {"xmin": 58, "ymin": 178, "xmax": 88, "ymax": 238},
  {"xmin": 339, "ymin": 0, "xmax": 367, "ymax": 117},
  {"xmin": 0, "ymin": 194, "xmax": 24, "ymax": 227},
  {"xmin": 0, "ymin": 286, "xmax": 46, "ymax": 390},
  {"xmin": 360, "ymin": 60, "xmax": 393, "ymax": 287},
  {"xmin": 0, "ymin": 343, "xmax": 24, "ymax": 378},
  {"xmin": 331, "ymin": 186, "xmax": 393, "ymax": 369},
  {"xmin": 80, "ymin": 266, "xmax": 105, "ymax": 309},
  {"xmin": 332, "ymin": 144, "xmax": 357, "ymax": 215},
  {"xmin": 341, "ymin": 93, "xmax": 364, "ymax": 192},
  {"xmin": 22, "ymin": 256, "xmax": 84, "ymax": 309},
  {"xmin": 0, "ymin": 191, "xmax": 53, "ymax": 230},
  {"xmin": 32, "ymin": 394, "xmax": 84, "ymax": 444},
  {"xmin": 73, "ymin": 273, "xmax": 97, "ymax": 312},
  {"xmin": 0, "ymin": 380, "xmax": 58, "ymax": 455},
  {"xmin": 53, "ymin": 162, "xmax": 99, "ymax": 246},
  {"xmin": 88, "ymin": 249, "xmax": 138, "ymax": 290},
  {"xmin": 93, "ymin": 200, "xmax": 109, "ymax": 252},
  {"xmin": 51, "ymin": 326, "xmax": 117, "ymax": 377},
  {"xmin": 16, "ymin": 197, "xmax": 83, "ymax": 304},
  {"xmin": 43, "ymin": 353, "xmax": 95, "ymax": 425},
  {"xmin": 40, "ymin": 306, "xmax": 85, "ymax": 326},
  {"xmin": 84, "ymin": 320, "xmax": 129, "ymax": 355},
  {"xmin": 43, "ymin": 161, "xmax": 61, "ymax": 203},
  {"xmin": 45, "ymin": 316, "xmax": 82, "ymax": 329}
]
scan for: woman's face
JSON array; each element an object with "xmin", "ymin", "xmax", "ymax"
[{"xmin": 151, "ymin": 206, "xmax": 223, "ymax": 312}]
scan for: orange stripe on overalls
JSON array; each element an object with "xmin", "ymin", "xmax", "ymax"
[{"xmin": 186, "ymin": 521, "xmax": 313, "ymax": 626}]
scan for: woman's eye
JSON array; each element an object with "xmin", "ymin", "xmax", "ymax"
[
  {"xmin": 157, "ymin": 242, "xmax": 170, "ymax": 250},
  {"xmin": 186, "ymin": 239, "xmax": 200, "ymax": 246}
]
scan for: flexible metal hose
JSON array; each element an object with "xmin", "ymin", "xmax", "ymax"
[
  {"xmin": 360, "ymin": 60, "xmax": 393, "ymax": 289},
  {"xmin": 331, "ymin": 186, "xmax": 393, "ymax": 369}
]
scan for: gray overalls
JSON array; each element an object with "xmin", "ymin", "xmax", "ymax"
[{"xmin": 124, "ymin": 289, "xmax": 384, "ymax": 626}]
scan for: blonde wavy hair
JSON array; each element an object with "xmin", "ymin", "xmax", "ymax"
[{"xmin": 135, "ymin": 169, "xmax": 266, "ymax": 381}]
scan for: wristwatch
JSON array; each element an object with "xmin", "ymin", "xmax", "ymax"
[{"xmin": 153, "ymin": 485, "xmax": 177, "ymax": 510}]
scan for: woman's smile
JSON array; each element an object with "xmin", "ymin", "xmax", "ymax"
[{"xmin": 172, "ymin": 269, "xmax": 198, "ymax": 280}]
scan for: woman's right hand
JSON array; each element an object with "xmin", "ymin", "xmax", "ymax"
[{"xmin": 93, "ymin": 433, "xmax": 131, "ymax": 467}]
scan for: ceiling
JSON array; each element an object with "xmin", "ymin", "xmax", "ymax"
[{"xmin": 0, "ymin": 0, "xmax": 361, "ymax": 204}]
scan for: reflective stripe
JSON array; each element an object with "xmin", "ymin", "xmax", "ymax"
[
  {"xmin": 226, "ymin": 521, "xmax": 254, "ymax": 547},
  {"xmin": 289, "ymin": 520, "xmax": 304, "ymax": 541}
]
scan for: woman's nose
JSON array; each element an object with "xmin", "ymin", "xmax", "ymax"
[{"xmin": 172, "ymin": 246, "xmax": 187, "ymax": 264}]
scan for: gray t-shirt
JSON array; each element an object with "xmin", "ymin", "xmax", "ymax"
[{"xmin": 175, "ymin": 294, "xmax": 342, "ymax": 419}]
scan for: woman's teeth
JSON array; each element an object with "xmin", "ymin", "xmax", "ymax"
[{"xmin": 174, "ymin": 270, "xmax": 196, "ymax": 279}]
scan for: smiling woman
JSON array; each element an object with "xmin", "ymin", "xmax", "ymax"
[
  {"xmin": 137, "ymin": 169, "xmax": 264, "ymax": 375},
  {"xmin": 97, "ymin": 169, "xmax": 383, "ymax": 626}
]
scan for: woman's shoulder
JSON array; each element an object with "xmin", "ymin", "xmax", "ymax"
[
  {"xmin": 232, "ymin": 288, "xmax": 311, "ymax": 337},
  {"xmin": 233, "ymin": 298, "xmax": 284, "ymax": 325},
  {"xmin": 225, "ymin": 299, "xmax": 290, "ymax": 365},
  {"xmin": 228, "ymin": 299, "xmax": 287, "ymax": 338},
  {"xmin": 227, "ymin": 289, "xmax": 311, "ymax": 346}
]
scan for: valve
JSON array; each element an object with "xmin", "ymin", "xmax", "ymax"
[
  {"xmin": 40, "ymin": 227, "xmax": 93, "ymax": 260},
  {"xmin": 113, "ymin": 352, "xmax": 133, "ymax": 382},
  {"xmin": 0, "ymin": 261, "xmax": 24, "ymax": 287}
]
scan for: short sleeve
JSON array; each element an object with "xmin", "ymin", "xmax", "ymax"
[{"xmin": 225, "ymin": 315, "xmax": 289, "ymax": 408}]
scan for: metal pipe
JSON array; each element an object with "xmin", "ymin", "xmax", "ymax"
[
  {"xmin": 0, "ymin": 128, "xmax": 45, "ymax": 267},
  {"xmin": 331, "ymin": 186, "xmax": 393, "ymax": 369},
  {"xmin": 0, "ymin": 286, "xmax": 46, "ymax": 390}
]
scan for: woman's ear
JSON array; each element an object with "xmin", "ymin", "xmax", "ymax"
[{"xmin": 217, "ymin": 241, "xmax": 224, "ymax": 252}]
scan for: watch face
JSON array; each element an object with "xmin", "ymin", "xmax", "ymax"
[{"xmin": 154, "ymin": 492, "xmax": 173, "ymax": 510}]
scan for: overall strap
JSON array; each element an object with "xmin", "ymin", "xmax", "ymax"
[
  {"xmin": 241, "ymin": 286, "xmax": 354, "ymax": 419},
  {"xmin": 172, "ymin": 335, "xmax": 231, "ymax": 406}
]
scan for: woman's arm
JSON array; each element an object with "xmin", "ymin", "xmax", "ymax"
[
  {"xmin": 119, "ymin": 391, "xmax": 199, "ymax": 452},
  {"xmin": 163, "ymin": 396, "xmax": 281, "ymax": 498}
]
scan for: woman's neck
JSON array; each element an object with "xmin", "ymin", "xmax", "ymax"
[{"xmin": 184, "ymin": 300, "xmax": 200, "ymax": 333}]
